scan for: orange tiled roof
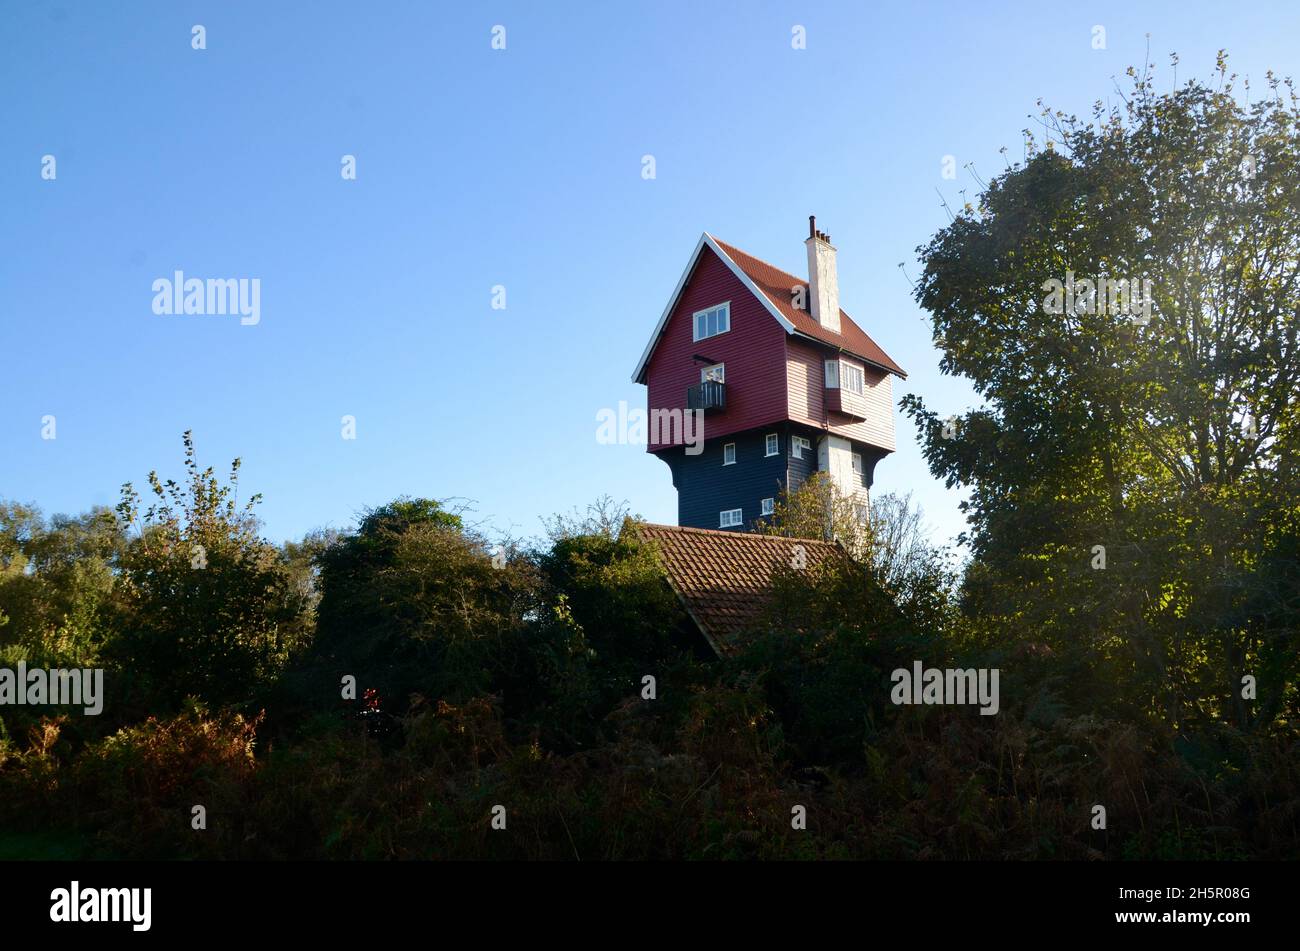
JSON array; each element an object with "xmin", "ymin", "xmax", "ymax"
[
  {"xmin": 712, "ymin": 236, "xmax": 906, "ymax": 378},
  {"xmin": 636, "ymin": 523, "xmax": 846, "ymax": 657}
]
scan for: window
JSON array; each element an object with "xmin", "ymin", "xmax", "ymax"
[
  {"xmin": 693, "ymin": 303, "xmax": 731, "ymax": 341},
  {"xmin": 852, "ymin": 452, "xmax": 863, "ymax": 476},
  {"xmin": 824, "ymin": 359, "xmax": 864, "ymax": 394},
  {"xmin": 841, "ymin": 363, "xmax": 865, "ymax": 394},
  {"xmin": 723, "ymin": 442, "xmax": 736, "ymax": 465},
  {"xmin": 701, "ymin": 363, "xmax": 725, "ymax": 384},
  {"xmin": 719, "ymin": 508, "xmax": 743, "ymax": 528},
  {"xmin": 792, "ymin": 435, "xmax": 812, "ymax": 459},
  {"xmin": 765, "ymin": 433, "xmax": 779, "ymax": 457},
  {"xmin": 761, "ymin": 498, "xmax": 775, "ymax": 516}
]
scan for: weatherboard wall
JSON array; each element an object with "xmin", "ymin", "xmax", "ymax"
[
  {"xmin": 661, "ymin": 428, "xmax": 790, "ymax": 530},
  {"xmin": 785, "ymin": 337, "xmax": 896, "ymax": 452},
  {"xmin": 644, "ymin": 246, "xmax": 789, "ymax": 452}
]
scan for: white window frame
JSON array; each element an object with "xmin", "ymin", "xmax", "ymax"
[
  {"xmin": 852, "ymin": 452, "xmax": 863, "ymax": 476},
  {"xmin": 792, "ymin": 435, "xmax": 811, "ymax": 459},
  {"xmin": 719, "ymin": 508, "xmax": 743, "ymax": 528},
  {"xmin": 700, "ymin": 363, "xmax": 725, "ymax": 384},
  {"xmin": 761, "ymin": 498, "xmax": 775, "ymax": 516},
  {"xmin": 824, "ymin": 358, "xmax": 864, "ymax": 394},
  {"xmin": 765, "ymin": 433, "xmax": 779, "ymax": 457},
  {"xmin": 842, "ymin": 363, "xmax": 865, "ymax": 395},
  {"xmin": 723, "ymin": 442, "xmax": 736, "ymax": 466},
  {"xmin": 693, "ymin": 302, "xmax": 731, "ymax": 342}
]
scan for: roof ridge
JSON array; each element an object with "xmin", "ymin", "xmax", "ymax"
[{"xmin": 638, "ymin": 522, "xmax": 836, "ymax": 546}]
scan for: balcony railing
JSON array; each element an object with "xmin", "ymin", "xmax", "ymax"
[{"xmin": 686, "ymin": 379, "xmax": 727, "ymax": 413}]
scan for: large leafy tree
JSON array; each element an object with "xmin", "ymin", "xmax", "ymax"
[{"xmin": 903, "ymin": 56, "xmax": 1300, "ymax": 731}]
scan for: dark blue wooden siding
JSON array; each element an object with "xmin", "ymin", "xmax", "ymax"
[
  {"xmin": 658, "ymin": 427, "xmax": 790, "ymax": 530},
  {"xmin": 656, "ymin": 426, "xmax": 890, "ymax": 531},
  {"xmin": 786, "ymin": 424, "xmax": 819, "ymax": 494}
]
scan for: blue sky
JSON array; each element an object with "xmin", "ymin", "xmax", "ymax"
[{"xmin": 3, "ymin": 1, "xmax": 1298, "ymax": 549}]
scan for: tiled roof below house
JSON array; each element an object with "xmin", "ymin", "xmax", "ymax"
[
  {"xmin": 636, "ymin": 522, "xmax": 845, "ymax": 657},
  {"xmin": 711, "ymin": 236, "xmax": 906, "ymax": 378}
]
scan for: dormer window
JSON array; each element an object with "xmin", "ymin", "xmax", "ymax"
[
  {"xmin": 693, "ymin": 302, "xmax": 730, "ymax": 341},
  {"xmin": 824, "ymin": 358, "xmax": 865, "ymax": 394}
]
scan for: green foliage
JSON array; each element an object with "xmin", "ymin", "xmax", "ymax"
[
  {"xmin": 538, "ymin": 514, "xmax": 691, "ymax": 679},
  {"xmin": 738, "ymin": 553, "xmax": 927, "ymax": 766},
  {"xmin": 109, "ymin": 432, "xmax": 312, "ymax": 709},
  {"xmin": 2, "ymin": 59, "xmax": 1300, "ymax": 857},
  {"xmin": 0, "ymin": 503, "xmax": 123, "ymax": 667},
  {"xmin": 310, "ymin": 496, "xmax": 536, "ymax": 712},
  {"xmin": 903, "ymin": 58, "xmax": 1300, "ymax": 732},
  {"xmin": 761, "ymin": 480, "xmax": 959, "ymax": 642},
  {"xmin": 523, "ymin": 500, "xmax": 701, "ymax": 748},
  {"xmin": 759, "ymin": 471, "xmax": 865, "ymax": 549}
]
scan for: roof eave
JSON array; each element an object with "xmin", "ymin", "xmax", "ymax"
[{"xmin": 788, "ymin": 329, "xmax": 908, "ymax": 380}]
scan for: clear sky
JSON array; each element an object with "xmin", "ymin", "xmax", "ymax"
[{"xmin": 4, "ymin": 1, "xmax": 1298, "ymax": 549}]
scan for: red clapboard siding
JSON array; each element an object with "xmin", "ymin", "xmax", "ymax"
[
  {"xmin": 785, "ymin": 338, "xmax": 896, "ymax": 452},
  {"xmin": 645, "ymin": 247, "xmax": 789, "ymax": 451}
]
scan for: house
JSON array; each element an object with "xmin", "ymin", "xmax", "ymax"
[
  {"xmin": 632, "ymin": 218, "xmax": 906, "ymax": 532},
  {"xmin": 634, "ymin": 522, "xmax": 847, "ymax": 657}
]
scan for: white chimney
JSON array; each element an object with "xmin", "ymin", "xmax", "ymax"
[{"xmin": 804, "ymin": 215, "xmax": 840, "ymax": 333}]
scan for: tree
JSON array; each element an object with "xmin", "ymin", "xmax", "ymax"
[
  {"xmin": 538, "ymin": 504, "xmax": 692, "ymax": 688},
  {"xmin": 902, "ymin": 55, "xmax": 1300, "ymax": 730},
  {"xmin": 111, "ymin": 432, "xmax": 312, "ymax": 708},
  {"xmin": 535, "ymin": 500, "xmax": 697, "ymax": 741},
  {"xmin": 0, "ymin": 502, "xmax": 124, "ymax": 667},
  {"xmin": 311, "ymin": 497, "xmax": 536, "ymax": 712},
  {"xmin": 758, "ymin": 472, "xmax": 868, "ymax": 551},
  {"xmin": 761, "ymin": 480, "xmax": 956, "ymax": 635}
]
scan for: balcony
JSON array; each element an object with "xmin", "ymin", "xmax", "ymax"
[
  {"xmin": 686, "ymin": 379, "xmax": 727, "ymax": 413},
  {"xmin": 826, "ymin": 385, "xmax": 869, "ymax": 421}
]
